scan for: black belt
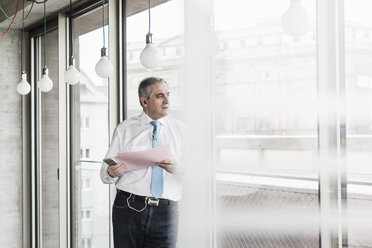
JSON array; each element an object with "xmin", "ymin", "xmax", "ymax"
[{"xmin": 117, "ymin": 189, "xmax": 176, "ymax": 206}]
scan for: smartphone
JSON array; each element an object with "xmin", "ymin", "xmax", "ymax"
[{"xmin": 103, "ymin": 158, "xmax": 117, "ymax": 166}]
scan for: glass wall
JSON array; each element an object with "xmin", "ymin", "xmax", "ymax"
[
  {"xmin": 126, "ymin": 0, "xmax": 320, "ymax": 246},
  {"xmin": 25, "ymin": 0, "xmax": 372, "ymax": 247},
  {"xmin": 212, "ymin": 0, "xmax": 319, "ymax": 246},
  {"xmin": 345, "ymin": 0, "xmax": 372, "ymax": 246},
  {"xmin": 71, "ymin": 5, "xmax": 111, "ymax": 248}
]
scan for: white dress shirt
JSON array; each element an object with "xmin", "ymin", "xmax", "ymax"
[{"xmin": 100, "ymin": 111, "xmax": 185, "ymax": 201}]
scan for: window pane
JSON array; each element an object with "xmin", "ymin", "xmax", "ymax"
[
  {"xmin": 345, "ymin": 0, "xmax": 372, "ymax": 246},
  {"xmin": 126, "ymin": 0, "xmax": 185, "ymax": 119},
  {"xmin": 72, "ymin": 5, "xmax": 110, "ymax": 248},
  {"xmin": 213, "ymin": 0, "xmax": 319, "ymax": 246}
]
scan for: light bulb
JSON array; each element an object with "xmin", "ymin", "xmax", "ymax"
[
  {"xmin": 64, "ymin": 57, "xmax": 80, "ymax": 85},
  {"xmin": 95, "ymin": 47, "xmax": 113, "ymax": 78},
  {"xmin": 38, "ymin": 67, "xmax": 53, "ymax": 92},
  {"xmin": 281, "ymin": 0, "xmax": 310, "ymax": 37},
  {"xmin": 140, "ymin": 33, "xmax": 161, "ymax": 69},
  {"xmin": 140, "ymin": 44, "xmax": 161, "ymax": 69},
  {"xmin": 17, "ymin": 72, "xmax": 31, "ymax": 95}
]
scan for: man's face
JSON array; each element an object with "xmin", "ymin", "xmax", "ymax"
[{"xmin": 142, "ymin": 82, "xmax": 170, "ymax": 120}]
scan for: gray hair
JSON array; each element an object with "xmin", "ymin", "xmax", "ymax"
[{"xmin": 138, "ymin": 77, "xmax": 167, "ymax": 105}]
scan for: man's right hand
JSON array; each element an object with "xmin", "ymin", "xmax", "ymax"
[{"xmin": 107, "ymin": 162, "xmax": 127, "ymax": 178}]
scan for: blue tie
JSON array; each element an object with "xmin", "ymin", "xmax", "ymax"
[{"xmin": 150, "ymin": 120, "xmax": 163, "ymax": 199}]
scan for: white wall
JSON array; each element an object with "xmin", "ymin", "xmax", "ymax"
[{"xmin": 0, "ymin": 28, "xmax": 23, "ymax": 248}]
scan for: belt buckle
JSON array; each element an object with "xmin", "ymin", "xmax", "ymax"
[{"xmin": 147, "ymin": 197, "xmax": 159, "ymax": 206}]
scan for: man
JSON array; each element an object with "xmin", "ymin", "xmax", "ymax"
[{"xmin": 100, "ymin": 77, "xmax": 184, "ymax": 248}]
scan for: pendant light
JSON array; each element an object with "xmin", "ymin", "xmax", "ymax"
[
  {"xmin": 281, "ymin": 0, "xmax": 310, "ymax": 37},
  {"xmin": 17, "ymin": 72, "xmax": 31, "ymax": 95},
  {"xmin": 64, "ymin": 0, "xmax": 80, "ymax": 85},
  {"xmin": 140, "ymin": 0, "xmax": 161, "ymax": 69},
  {"xmin": 37, "ymin": 1, "xmax": 53, "ymax": 92},
  {"xmin": 95, "ymin": 0, "xmax": 113, "ymax": 78},
  {"xmin": 17, "ymin": 0, "xmax": 31, "ymax": 95}
]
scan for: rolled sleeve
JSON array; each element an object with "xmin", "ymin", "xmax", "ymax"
[
  {"xmin": 100, "ymin": 162, "xmax": 118, "ymax": 184},
  {"xmin": 100, "ymin": 126, "xmax": 122, "ymax": 184}
]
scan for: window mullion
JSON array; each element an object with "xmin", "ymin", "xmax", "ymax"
[{"xmin": 317, "ymin": 0, "xmax": 346, "ymax": 247}]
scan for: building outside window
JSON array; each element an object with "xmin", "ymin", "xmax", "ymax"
[
  {"xmin": 82, "ymin": 178, "xmax": 91, "ymax": 191},
  {"xmin": 81, "ymin": 116, "xmax": 91, "ymax": 129},
  {"xmin": 82, "ymin": 238, "xmax": 92, "ymax": 248},
  {"xmin": 82, "ymin": 209, "xmax": 92, "ymax": 221}
]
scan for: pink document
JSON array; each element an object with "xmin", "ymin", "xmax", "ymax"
[{"xmin": 114, "ymin": 144, "xmax": 171, "ymax": 171}]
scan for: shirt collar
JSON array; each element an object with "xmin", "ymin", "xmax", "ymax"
[{"xmin": 140, "ymin": 111, "xmax": 168, "ymax": 127}]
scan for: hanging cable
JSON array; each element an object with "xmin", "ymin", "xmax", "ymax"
[
  {"xmin": 36, "ymin": 0, "xmax": 53, "ymax": 93},
  {"xmin": 43, "ymin": 0, "xmax": 46, "ymax": 67},
  {"xmin": 139, "ymin": 0, "xmax": 161, "ymax": 69},
  {"xmin": 102, "ymin": 0, "xmax": 105, "ymax": 48},
  {"xmin": 148, "ymin": 0, "xmax": 151, "ymax": 33},
  {"xmin": 64, "ymin": 0, "xmax": 80, "ymax": 85},
  {"xmin": 22, "ymin": 0, "xmax": 25, "ymax": 71},
  {"xmin": 0, "ymin": 1, "xmax": 34, "ymax": 24},
  {"xmin": 16, "ymin": 0, "xmax": 31, "ymax": 96},
  {"xmin": 69, "ymin": 0, "xmax": 73, "ymax": 57},
  {"xmin": 0, "ymin": 0, "xmax": 20, "ymax": 36},
  {"xmin": 94, "ymin": 0, "xmax": 112, "ymax": 78}
]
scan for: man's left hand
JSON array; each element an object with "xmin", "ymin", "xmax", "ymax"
[{"xmin": 157, "ymin": 159, "xmax": 183, "ymax": 175}]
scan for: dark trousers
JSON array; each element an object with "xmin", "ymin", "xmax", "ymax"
[{"xmin": 112, "ymin": 190, "xmax": 179, "ymax": 248}]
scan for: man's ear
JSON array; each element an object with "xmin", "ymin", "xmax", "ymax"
[{"xmin": 140, "ymin": 96, "xmax": 148, "ymax": 106}]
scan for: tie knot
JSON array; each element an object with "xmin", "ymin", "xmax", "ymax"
[{"xmin": 150, "ymin": 120, "xmax": 159, "ymax": 128}]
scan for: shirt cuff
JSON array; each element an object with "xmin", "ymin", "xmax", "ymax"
[{"xmin": 104, "ymin": 168, "xmax": 118, "ymax": 184}]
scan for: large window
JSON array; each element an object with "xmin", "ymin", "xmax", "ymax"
[
  {"xmin": 24, "ymin": 1, "xmax": 372, "ymax": 247},
  {"xmin": 71, "ymin": 5, "xmax": 111, "ymax": 248},
  {"xmin": 345, "ymin": 0, "xmax": 372, "ymax": 246},
  {"xmin": 212, "ymin": 0, "xmax": 319, "ymax": 246}
]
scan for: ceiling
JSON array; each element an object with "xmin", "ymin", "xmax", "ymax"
[{"xmin": 0, "ymin": 0, "xmax": 168, "ymax": 29}]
